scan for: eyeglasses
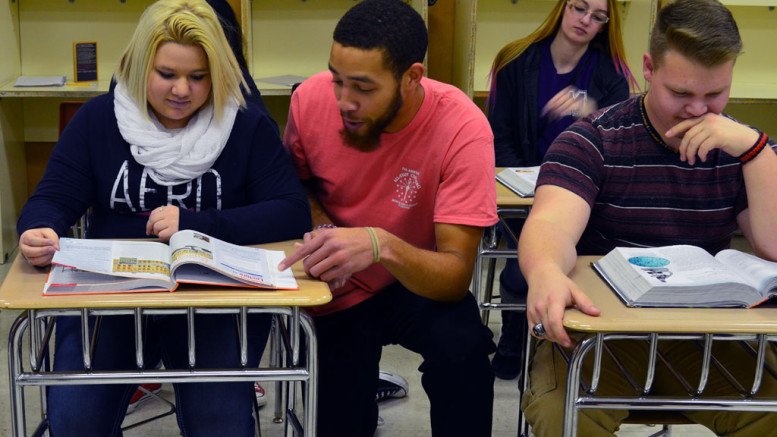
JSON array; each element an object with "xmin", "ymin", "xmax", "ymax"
[{"xmin": 567, "ymin": 0, "xmax": 609, "ymax": 25}]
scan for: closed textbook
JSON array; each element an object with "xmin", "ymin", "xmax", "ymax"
[
  {"xmin": 496, "ymin": 166, "xmax": 540, "ymax": 197},
  {"xmin": 592, "ymin": 245, "xmax": 777, "ymax": 308},
  {"xmin": 44, "ymin": 230, "xmax": 298, "ymax": 295},
  {"xmin": 14, "ymin": 75, "xmax": 66, "ymax": 87}
]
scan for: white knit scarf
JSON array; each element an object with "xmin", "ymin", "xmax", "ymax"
[{"xmin": 114, "ymin": 82, "xmax": 238, "ymax": 186}]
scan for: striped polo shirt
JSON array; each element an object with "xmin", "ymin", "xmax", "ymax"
[{"xmin": 537, "ymin": 95, "xmax": 771, "ymax": 256}]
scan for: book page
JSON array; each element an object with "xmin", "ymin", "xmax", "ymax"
[
  {"xmin": 210, "ymin": 239, "xmax": 275, "ymax": 286},
  {"xmin": 268, "ymin": 250, "xmax": 298, "ymax": 289},
  {"xmin": 171, "ymin": 250, "xmax": 298, "ymax": 290},
  {"xmin": 169, "ymin": 230, "xmax": 275, "ymax": 287},
  {"xmin": 715, "ymin": 249, "xmax": 777, "ymax": 294},
  {"xmin": 52, "ymin": 238, "xmax": 114, "ymax": 272},
  {"xmin": 53, "ymin": 238, "xmax": 170, "ymax": 280},
  {"xmin": 109, "ymin": 240, "xmax": 172, "ymax": 280},
  {"xmin": 616, "ymin": 245, "xmax": 746, "ymax": 287},
  {"xmin": 169, "ymin": 230, "xmax": 218, "ymax": 270}
]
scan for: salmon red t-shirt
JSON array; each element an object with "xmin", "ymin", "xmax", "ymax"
[{"xmin": 285, "ymin": 72, "xmax": 497, "ymax": 315}]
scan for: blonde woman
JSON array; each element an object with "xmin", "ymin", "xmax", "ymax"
[
  {"xmin": 487, "ymin": 0, "xmax": 637, "ymax": 380},
  {"xmin": 17, "ymin": 0, "xmax": 310, "ymax": 434}
]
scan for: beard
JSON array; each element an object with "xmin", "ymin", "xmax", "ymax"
[{"xmin": 339, "ymin": 86, "xmax": 403, "ymax": 152}]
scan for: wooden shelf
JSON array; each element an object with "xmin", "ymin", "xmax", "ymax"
[
  {"xmin": 0, "ymin": 79, "xmax": 298, "ymax": 99},
  {"xmin": 721, "ymin": 0, "xmax": 777, "ymax": 6},
  {"xmin": 0, "ymin": 79, "xmax": 108, "ymax": 98}
]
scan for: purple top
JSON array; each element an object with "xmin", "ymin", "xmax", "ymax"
[{"xmin": 537, "ymin": 39, "xmax": 599, "ymax": 156}]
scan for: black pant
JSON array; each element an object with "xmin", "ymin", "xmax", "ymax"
[
  {"xmin": 314, "ymin": 282, "xmax": 496, "ymax": 437},
  {"xmin": 497, "ymin": 218, "xmax": 529, "ymax": 357}
]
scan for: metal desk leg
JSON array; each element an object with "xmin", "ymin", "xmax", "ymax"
[
  {"xmin": 271, "ymin": 315, "xmax": 286, "ymax": 424},
  {"xmin": 563, "ymin": 335, "xmax": 598, "ymax": 437},
  {"xmin": 8, "ymin": 311, "xmax": 30, "ymax": 437},
  {"xmin": 482, "ymin": 257, "xmax": 497, "ymax": 325},
  {"xmin": 301, "ymin": 312, "xmax": 318, "ymax": 437}
]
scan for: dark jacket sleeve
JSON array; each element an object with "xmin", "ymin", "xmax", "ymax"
[
  {"xmin": 17, "ymin": 99, "xmax": 98, "ymax": 237},
  {"xmin": 590, "ymin": 54, "xmax": 630, "ymax": 110},
  {"xmin": 489, "ymin": 65, "xmax": 523, "ymax": 167},
  {"xmin": 488, "ymin": 47, "xmax": 542, "ymax": 167}
]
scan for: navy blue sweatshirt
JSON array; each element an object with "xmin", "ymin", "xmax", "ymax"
[{"xmin": 18, "ymin": 91, "xmax": 311, "ymax": 245}]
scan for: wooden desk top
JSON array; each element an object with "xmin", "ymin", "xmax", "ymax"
[
  {"xmin": 0, "ymin": 240, "xmax": 331, "ymax": 310},
  {"xmin": 495, "ymin": 168, "xmax": 534, "ymax": 208},
  {"xmin": 564, "ymin": 256, "xmax": 777, "ymax": 335}
]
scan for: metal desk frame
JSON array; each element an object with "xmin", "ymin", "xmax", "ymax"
[
  {"xmin": 8, "ymin": 307, "xmax": 316, "ymax": 437},
  {"xmin": 472, "ymin": 170, "xmax": 533, "ymax": 319},
  {"xmin": 472, "ymin": 174, "xmax": 534, "ymax": 437},
  {"xmin": 561, "ymin": 256, "xmax": 777, "ymax": 437},
  {"xmin": 2, "ymin": 240, "xmax": 330, "ymax": 437},
  {"xmin": 473, "ymin": 206, "xmax": 532, "ymax": 319}
]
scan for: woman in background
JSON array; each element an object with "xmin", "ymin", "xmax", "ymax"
[
  {"xmin": 486, "ymin": 0, "xmax": 637, "ymax": 380},
  {"xmin": 17, "ymin": 0, "xmax": 310, "ymax": 435}
]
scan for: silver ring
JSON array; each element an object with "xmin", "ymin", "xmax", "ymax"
[{"xmin": 532, "ymin": 323, "xmax": 546, "ymax": 337}]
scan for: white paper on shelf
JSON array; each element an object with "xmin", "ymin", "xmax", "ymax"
[
  {"xmin": 254, "ymin": 74, "xmax": 309, "ymax": 87},
  {"xmin": 13, "ymin": 76, "xmax": 66, "ymax": 87}
]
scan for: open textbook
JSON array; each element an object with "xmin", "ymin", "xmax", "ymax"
[
  {"xmin": 44, "ymin": 230, "xmax": 298, "ymax": 295},
  {"xmin": 592, "ymin": 245, "xmax": 777, "ymax": 308},
  {"xmin": 496, "ymin": 166, "xmax": 541, "ymax": 197}
]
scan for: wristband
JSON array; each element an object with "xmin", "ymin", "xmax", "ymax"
[
  {"xmin": 365, "ymin": 227, "xmax": 381, "ymax": 263},
  {"xmin": 738, "ymin": 132, "xmax": 769, "ymax": 164},
  {"xmin": 314, "ymin": 223, "xmax": 337, "ymax": 230}
]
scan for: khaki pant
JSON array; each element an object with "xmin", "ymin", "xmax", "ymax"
[{"xmin": 522, "ymin": 335, "xmax": 777, "ymax": 437}]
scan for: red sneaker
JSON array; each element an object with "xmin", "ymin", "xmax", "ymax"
[
  {"xmin": 126, "ymin": 383, "xmax": 163, "ymax": 414},
  {"xmin": 254, "ymin": 382, "xmax": 267, "ymax": 408}
]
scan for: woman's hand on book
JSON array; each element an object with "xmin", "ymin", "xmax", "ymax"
[
  {"xmin": 19, "ymin": 228, "xmax": 60, "ymax": 267},
  {"xmin": 146, "ymin": 205, "xmax": 180, "ymax": 241}
]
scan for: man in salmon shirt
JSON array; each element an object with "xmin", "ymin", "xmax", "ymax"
[{"xmin": 278, "ymin": 1, "xmax": 498, "ymax": 435}]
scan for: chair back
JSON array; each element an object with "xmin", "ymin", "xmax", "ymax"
[
  {"xmin": 59, "ymin": 101, "xmax": 84, "ymax": 136},
  {"xmin": 59, "ymin": 101, "xmax": 88, "ymax": 238}
]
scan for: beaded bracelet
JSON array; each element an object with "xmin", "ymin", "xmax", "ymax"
[
  {"xmin": 365, "ymin": 227, "xmax": 381, "ymax": 263},
  {"xmin": 314, "ymin": 223, "xmax": 337, "ymax": 230},
  {"xmin": 738, "ymin": 132, "xmax": 769, "ymax": 164}
]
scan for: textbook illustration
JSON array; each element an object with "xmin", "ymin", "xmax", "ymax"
[
  {"xmin": 496, "ymin": 166, "xmax": 541, "ymax": 197},
  {"xmin": 44, "ymin": 230, "xmax": 298, "ymax": 295},
  {"xmin": 592, "ymin": 245, "xmax": 777, "ymax": 308}
]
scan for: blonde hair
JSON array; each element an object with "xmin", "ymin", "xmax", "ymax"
[
  {"xmin": 115, "ymin": 0, "xmax": 246, "ymax": 121},
  {"xmin": 487, "ymin": 0, "xmax": 637, "ymax": 110}
]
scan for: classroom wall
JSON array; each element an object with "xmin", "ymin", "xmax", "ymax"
[{"xmin": 0, "ymin": 0, "xmax": 25, "ymax": 262}]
